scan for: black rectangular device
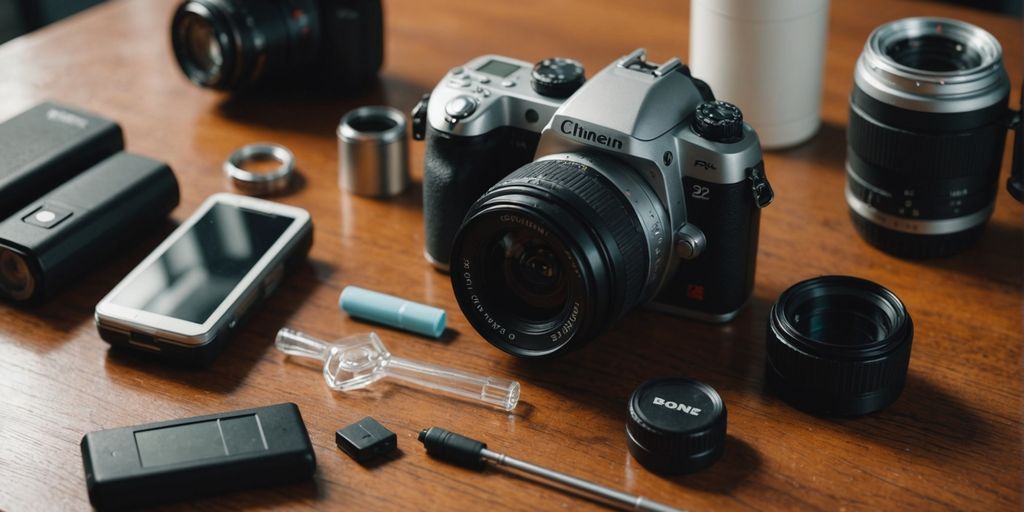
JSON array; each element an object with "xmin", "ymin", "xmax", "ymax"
[
  {"xmin": 0, "ymin": 101, "xmax": 123, "ymax": 220},
  {"xmin": 81, "ymin": 402, "xmax": 317, "ymax": 510},
  {"xmin": 0, "ymin": 152, "xmax": 179, "ymax": 303},
  {"xmin": 94, "ymin": 194, "xmax": 313, "ymax": 365}
]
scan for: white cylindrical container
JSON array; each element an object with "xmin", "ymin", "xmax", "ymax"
[{"xmin": 690, "ymin": 0, "xmax": 830, "ymax": 149}]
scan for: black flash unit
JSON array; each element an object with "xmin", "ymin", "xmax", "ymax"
[{"xmin": 0, "ymin": 152, "xmax": 179, "ymax": 303}]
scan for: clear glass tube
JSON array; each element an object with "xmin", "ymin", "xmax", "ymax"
[{"xmin": 275, "ymin": 328, "xmax": 520, "ymax": 411}]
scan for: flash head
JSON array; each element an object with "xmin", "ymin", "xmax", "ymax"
[
  {"xmin": 0, "ymin": 246, "xmax": 36, "ymax": 301},
  {"xmin": 0, "ymin": 153, "xmax": 178, "ymax": 303}
]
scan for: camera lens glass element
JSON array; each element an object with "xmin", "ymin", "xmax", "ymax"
[
  {"xmin": 451, "ymin": 157, "xmax": 665, "ymax": 358},
  {"xmin": 767, "ymin": 276, "xmax": 913, "ymax": 416},
  {"xmin": 884, "ymin": 35, "xmax": 984, "ymax": 72},
  {"xmin": 171, "ymin": 0, "xmax": 318, "ymax": 90},
  {"xmin": 847, "ymin": 17, "xmax": 1010, "ymax": 258},
  {"xmin": 485, "ymin": 230, "xmax": 568, "ymax": 321},
  {"xmin": 0, "ymin": 247, "xmax": 36, "ymax": 301},
  {"xmin": 179, "ymin": 13, "xmax": 223, "ymax": 77}
]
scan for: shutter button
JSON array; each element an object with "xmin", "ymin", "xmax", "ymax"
[{"xmin": 444, "ymin": 95, "xmax": 479, "ymax": 121}]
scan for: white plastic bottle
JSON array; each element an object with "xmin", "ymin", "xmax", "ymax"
[{"xmin": 689, "ymin": 0, "xmax": 830, "ymax": 149}]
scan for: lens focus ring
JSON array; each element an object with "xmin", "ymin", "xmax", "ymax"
[{"xmin": 848, "ymin": 102, "xmax": 1007, "ymax": 179}]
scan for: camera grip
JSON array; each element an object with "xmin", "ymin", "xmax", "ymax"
[
  {"xmin": 655, "ymin": 173, "xmax": 762, "ymax": 319},
  {"xmin": 423, "ymin": 126, "xmax": 539, "ymax": 269}
]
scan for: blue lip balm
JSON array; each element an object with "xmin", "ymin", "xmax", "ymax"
[{"xmin": 339, "ymin": 286, "xmax": 447, "ymax": 338}]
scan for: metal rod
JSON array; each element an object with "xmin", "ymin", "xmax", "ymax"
[{"xmin": 480, "ymin": 448, "xmax": 684, "ymax": 512}]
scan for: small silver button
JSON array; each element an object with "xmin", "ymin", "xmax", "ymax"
[
  {"xmin": 451, "ymin": 67, "xmax": 464, "ymax": 75},
  {"xmin": 501, "ymin": 80, "xmax": 516, "ymax": 87},
  {"xmin": 445, "ymin": 95, "xmax": 479, "ymax": 119},
  {"xmin": 478, "ymin": 76, "xmax": 491, "ymax": 84}
]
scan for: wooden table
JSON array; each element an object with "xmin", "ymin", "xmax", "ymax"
[{"xmin": 0, "ymin": 0, "xmax": 1020, "ymax": 510}]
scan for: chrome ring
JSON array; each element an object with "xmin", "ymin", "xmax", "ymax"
[{"xmin": 223, "ymin": 143, "xmax": 295, "ymax": 196}]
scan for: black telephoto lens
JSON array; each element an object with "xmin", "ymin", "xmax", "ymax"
[
  {"xmin": 846, "ymin": 17, "xmax": 1012, "ymax": 258},
  {"xmin": 450, "ymin": 157, "xmax": 660, "ymax": 358},
  {"xmin": 171, "ymin": 0, "xmax": 319, "ymax": 90},
  {"xmin": 766, "ymin": 276, "xmax": 913, "ymax": 416}
]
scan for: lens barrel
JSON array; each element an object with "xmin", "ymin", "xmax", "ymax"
[
  {"xmin": 766, "ymin": 276, "xmax": 913, "ymax": 416},
  {"xmin": 450, "ymin": 157, "xmax": 661, "ymax": 357},
  {"xmin": 846, "ymin": 17, "xmax": 1011, "ymax": 259},
  {"xmin": 171, "ymin": 0, "xmax": 318, "ymax": 90}
]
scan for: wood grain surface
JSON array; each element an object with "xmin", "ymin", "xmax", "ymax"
[{"xmin": 0, "ymin": 0, "xmax": 1021, "ymax": 510}]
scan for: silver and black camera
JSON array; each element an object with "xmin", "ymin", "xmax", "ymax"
[{"xmin": 412, "ymin": 49, "xmax": 773, "ymax": 358}]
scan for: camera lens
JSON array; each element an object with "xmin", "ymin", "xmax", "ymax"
[
  {"xmin": 847, "ymin": 17, "xmax": 1011, "ymax": 258},
  {"xmin": 178, "ymin": 13, "xmax": 223, "ymax": 77},
  {"xmin": 450, "ymin": 156, "xmax": 669, "ymax": 357},
  {"xmin": 0, "ymin": 247, "xmax": 36, "ymax": 301},
  {"xmin": 767, "ymin": 276, "xmax": 913, "ymax": 416},
  {"xmin": 171, "ymin": 0, "xmax": 318, "ymax": 90}
]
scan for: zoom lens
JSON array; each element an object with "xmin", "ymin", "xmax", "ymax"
[
  {"xmin": 450, "ymin": 155, "xmax": 669, "ymax": 358},
  {"xmin": 171, "ymin": 0, "xmax": 318, "ymax": 90},
  {"xmin": 0, "ymin": 247, "xmax": 36, "ymax": 301},
  {"xmin": 766, "ymin": 276, "xmax": 913, "ymax": 416},
  {"xmin": 846, "ymin": 17, "xmax": 1011, "ymax": 258}
]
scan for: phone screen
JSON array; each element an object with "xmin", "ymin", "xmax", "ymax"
[{"xmin": 110, "ymin": 203, "xmax": 293, "ymax": 324}]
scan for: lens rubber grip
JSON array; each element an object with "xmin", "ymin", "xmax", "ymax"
[{"xmin": 848, "ymin": 104, "xmax": 1008, "ymax": 180}]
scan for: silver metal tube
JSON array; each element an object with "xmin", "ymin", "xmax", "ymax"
[{"xmin": 480, "ymin": 448, "xmax": 684, "ymax": 512}]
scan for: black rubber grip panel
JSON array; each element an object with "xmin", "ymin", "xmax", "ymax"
[
  {"xmin": 849, "ymin": 209, "xmax": 987, "ymax": 259},
  {"xmin": 423, "ymin": 125, "xmax": 539, "ymax": 266},
  {"xmin": 496, "ymin": 159, "xmax": 648, "ymax": 311},
  {"xmin": 655, "ymin": 175, "xmax": 760, "ymax": 317},
  {"xmin": 848, "ymin": 103, "xmax": 1007, "ymax": 180}
]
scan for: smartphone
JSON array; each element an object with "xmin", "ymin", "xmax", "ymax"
[{"xmin": 95, "ymin": 193, "xmax": 313, "ymax": 365}]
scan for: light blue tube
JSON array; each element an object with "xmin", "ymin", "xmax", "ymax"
[{"xmin": 339, "ymin": 285, "xmax": 446, "ymax": 338}]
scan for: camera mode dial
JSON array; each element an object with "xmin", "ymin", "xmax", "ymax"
[
  {"xmin": 531, "ymin": 58, "xmax": 585, "ymax": 98},
  {"xmin": 693, "ymin": 101, "xmax": 744, "ymax": 143}
]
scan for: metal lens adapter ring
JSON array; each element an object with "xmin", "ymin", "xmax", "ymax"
[
  {"xmin": 337, "ymin": 105, "xmax": 410, "ymax": 197},
  {"xmin": 223, "ymin": 143, "xmax": 295, "ymax": 196},
  {"xmin": 857, "ymin": 17, "xmax": 1007, "ymax": 113},
  {"xmin": 766, "ymin": 276, "xmax": 913, "ymax": 416}
]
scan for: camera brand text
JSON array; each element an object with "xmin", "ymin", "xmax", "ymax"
[{"xmin": 560, "ymin": 120, "xmax": 623, "ymax": 150}]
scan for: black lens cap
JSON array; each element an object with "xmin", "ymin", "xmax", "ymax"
[
  {"xmin": 626, "ymin": 378, "xmax": 726, "ymax": 475},
  {"xmin": 766, "ymin": 275, "xmax": 913, "ymax": 416}
]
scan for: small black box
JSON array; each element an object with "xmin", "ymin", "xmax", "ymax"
[{"xmin": 336, "ymin": 417, "xmax": 397, "ymax": 463}]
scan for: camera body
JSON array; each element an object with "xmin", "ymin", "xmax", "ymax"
[
  {"xmin": 417, "ymin": 50, "xmax": 772, "ymax": 356},
  {"xmin": 171, "ymin": 0, "xmax": 383, "ymax": 91}
]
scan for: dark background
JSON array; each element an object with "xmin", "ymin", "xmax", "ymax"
[{"xmin": 0, "ymin": 0, "xmax": 1019, "ymax": 46}]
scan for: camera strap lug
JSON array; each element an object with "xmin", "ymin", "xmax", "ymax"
[
  {"xmin": 411, "ymin": 93, "xmax": 430, "ymax": 141},
  {"xmin": 748, "ymin": 164, "xmax": 774, "ymax": 209}
]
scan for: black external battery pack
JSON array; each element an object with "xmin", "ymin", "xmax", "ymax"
[
  {"xmin": 81, "ymin": 403, "xmax": 317, "ymax": 510},
  {"xmin": 0, "ymin": 102, "xmax": 123, "ymax": 220},
  {"xmin": 0, "ymin": 152, "xmax": 179, "ymax": 302}
]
